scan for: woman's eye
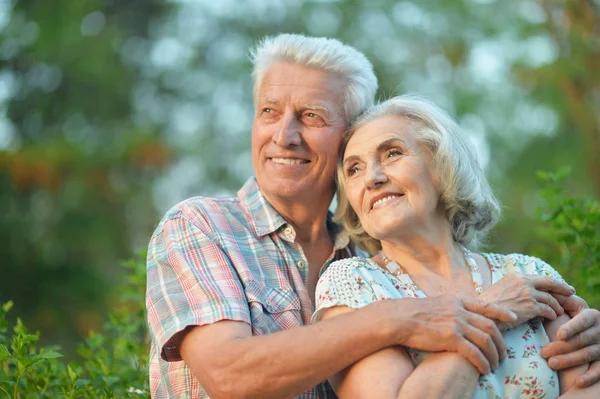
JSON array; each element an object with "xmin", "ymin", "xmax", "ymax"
[
  {"xmin": 387, "ymin": 149, "xmax": 403, "ymax": 158},
  {"xmin": 346, "ymin": 166, "xmax": 359, "ymax": 176}
]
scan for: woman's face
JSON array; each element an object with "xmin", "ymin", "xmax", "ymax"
[{"xmin": 342, "ymin": 115, "xmax": 443, "ymax": 241}]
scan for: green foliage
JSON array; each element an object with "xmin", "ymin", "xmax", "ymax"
[
  {"xmin": 0, "ymin": 252, "xmax": 149, "ymax": 398},
  {"xmin": 536, "ymin": 167, "xmax": 600, "ymax": 308}
]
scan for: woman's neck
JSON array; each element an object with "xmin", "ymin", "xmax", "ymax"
[{"xmin": 380, "ymin": 228, "xmax": 465, "ymax": 278}]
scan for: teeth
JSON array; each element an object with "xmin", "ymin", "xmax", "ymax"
[
  {"xmin": 372, "ymin": 195, "xmax": 400, "ymax": 208},
  {"xmin": 271, "ymin": 158, "xmax": 307, "ymax": 165}
]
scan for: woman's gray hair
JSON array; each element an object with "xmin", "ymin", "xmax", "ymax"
[
  {"xmin": 250, "ymin": 33, "xmax": 378, "ymax": 123},
  {"xmin": 335, "ymin": 95, "xmax": 502, "ymax": 254}
]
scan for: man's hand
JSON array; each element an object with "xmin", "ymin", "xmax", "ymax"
[
  {"xmin": 400, "ymin": 295, "xmax": 517, "ymax": 375},
  {"xmin": 478, "ymin": 273, "xmax": 575, "ymax": 330},
  {"xmin": 542, "ymin": 293, "xmax": 600, "ymax": 388}
]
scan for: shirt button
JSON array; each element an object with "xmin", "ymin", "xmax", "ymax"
[
  {"xmin": 284, "ymin": 227, "xmax": 292, "ymax": 235},
  {"xmin": 297, "ymin": 261, "xmax": 305, "ymax": 269}
]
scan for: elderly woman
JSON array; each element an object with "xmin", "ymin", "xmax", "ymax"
[{"xmin": 313, "ymin": 96, "xmax": 600, "ymax": 398}]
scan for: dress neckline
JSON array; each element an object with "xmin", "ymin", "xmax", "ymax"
[{"xmin": 376, "ymin": 244, "xmax": 484, "ymax": 297}]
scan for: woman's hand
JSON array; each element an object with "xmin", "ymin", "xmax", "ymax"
[{"xmin": 478, "ymin": 272, "xmax": 575, "ymax": 330}]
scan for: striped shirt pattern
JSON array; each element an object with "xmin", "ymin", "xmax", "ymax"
[{"xmin": 146, "ymin": 177, "xmax": 351, "ymax": 398}]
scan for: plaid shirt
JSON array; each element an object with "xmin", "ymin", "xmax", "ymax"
[{"xmin": 146, "ymin": 177, "xmax": 353, "ymax": 398}]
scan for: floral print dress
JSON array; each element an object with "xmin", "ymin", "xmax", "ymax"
[{"xmin": 313, "ymin": 252, "xmax": 563, "ymax": 399}]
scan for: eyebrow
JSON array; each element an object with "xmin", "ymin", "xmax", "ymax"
[
  {"xmin": 376, "ymin": 137, "xmax": 406, "ymax": 152},
  {"xmin": 259, "ymin": 98, "xmax": 330, "ymax": 112},
  {"xmin": 262, "ymin": 97, "xmax": 279, "ymax": 105},
  {"xmin": 343, "ymin": 137, "xmax": 407, "ymax": 167},
  {"xmin": 302, "ymin": 104, "xmax": 329, "ymax": 112}
]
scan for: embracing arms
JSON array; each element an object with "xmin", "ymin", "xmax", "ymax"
[
  {"xmin": 149, "ymin": 212, "xmax": 516, "ymax": 399},
  {"xmin": 321, "ymin": 272, "xmax": 581, "ymax": 399},
  {"xmin": 180, "ymin": 295, "xmax": 514, "ymax": 399},
  {"xmin": 318, "ymin": 303, "xmax": 487, "ymax": 399}
]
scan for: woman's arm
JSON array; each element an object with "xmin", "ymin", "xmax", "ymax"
[
  {"xmin": 545, "ymin": 314, "xmax": 600, "ymax": 398},
  {"xmin": 322, "ymin": 306, "xmax": 481, "ymax": 399}
]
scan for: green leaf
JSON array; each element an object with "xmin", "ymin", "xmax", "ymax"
[
  {"xmin": 536, "ymin": 170, "xmax": 550, "ymax": 180},
  {"xmin": 38, "ymin": 349, "xmax": 63, "ymax": 360},
  {"xmin": 0, "ymin": 344, "xmax": 10, "ymax": 361},
  {"xmin": 0, "ymin": 381, "xmax": 13, "ymax": 395},
  {"xmin": 1, "ymin": 301, "xmax": 13, "ymax": 313},
  {"xmin": 68, "ymin": 365, "xmax": 77, "ymax": 383},
  {"xmin": 75, "ymin": 379, "xmax": 91, "ymax": 387}
]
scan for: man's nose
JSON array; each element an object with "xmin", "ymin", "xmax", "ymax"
[
  {"xmin": 365, "ymin": 162, "xmax": 388, "ymax": 189},
  {"xmin": 272, "ymin": 113, "xmax": 301, "ymax": 147}
]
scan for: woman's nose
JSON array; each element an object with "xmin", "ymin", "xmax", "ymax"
[{"xmin": 364, "ymin": 163, "xmax": 388, "ymax": 189}]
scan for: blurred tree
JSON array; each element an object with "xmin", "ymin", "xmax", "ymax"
[{"xmin": 0, "ymin": 0, "xmax": 171, "ymax": 355}]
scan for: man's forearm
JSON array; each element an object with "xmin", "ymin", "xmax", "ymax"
[
  {"xmin": 399, "ymin": 352, "xmax": 479, "ymax": 398},
  {"xmin": 182, "ymin": 299, "xmax": 407, "ymax": 399}
]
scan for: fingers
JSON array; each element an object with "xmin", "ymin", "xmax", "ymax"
[
  {"xmin": 541, "ymin": 327, "xmax": 598, "ymax": 357},
  {"xmin": 553, "ymin": 293, "xmax": 589, "ymax": 317},
  {"xmin": 467, "ymin": 313, "xmax": 506, "ymax": 363},
  {"xmin": 464, "ymin": 298, "xmax": 517, "ymax": 323},
  {"xmin": 576, "ymin": 360, "xmax": 600, "ymax": 388},
  {"xmin": 541, "ymin": 340, "xmax": 573, "ymax": 358},
  {"xmin": 455, "ymin": 338, "xmax": 491, "ymax": 375},
  {"xmin": 556, "ymin": 308, "xmax": 600, "ymax": 341},
  {"xmin": 531, "ymin": 275, "xmax": 575, "ymax": 296},
  {"xmin": 546, "ymin": 343, "xmax": 600, "ymax": 370},
  {"xmin": 532, "ymin": 291, "xmax": 562, "ymax": 320}
]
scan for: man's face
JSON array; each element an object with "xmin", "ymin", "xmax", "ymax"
[{"xmin": 251, "ymin": 61, "xmax": 348, "ymax": 205}]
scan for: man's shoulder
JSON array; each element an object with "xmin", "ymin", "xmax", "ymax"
[
  {"xmin": 153, "ymin": 194, "xmax": 247, "ymax": 236},
  {"xmin": 166, "ymin": 194, "xmax": 241, "ymax": 220}
]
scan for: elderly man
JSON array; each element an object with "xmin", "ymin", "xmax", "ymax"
[{"xmin": 147, "ymin": 34, "xmax": 600, "ymax": 398}]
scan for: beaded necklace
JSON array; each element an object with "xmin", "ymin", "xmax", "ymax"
[{"xmin": 378, "ymin": 244, "xmax": 483, "ymax": 294}]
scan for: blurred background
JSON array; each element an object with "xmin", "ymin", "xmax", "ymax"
[{"xmin": 0, "ymin": 0, "xmax": 598, "ymax": 359}]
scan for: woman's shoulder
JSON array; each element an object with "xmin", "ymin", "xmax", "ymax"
[
  {"xmin": 322, "ymin": 256, "xmax": 382, "ymax": 276},
  {"xmin": 480, "ymin": 252, "xmax": 561, "ymax": 278}
]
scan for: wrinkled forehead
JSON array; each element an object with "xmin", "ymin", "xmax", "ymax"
[
  {"xmin": 344, "ymin": 115, "xmax": 416, "ymax": 159},
  {"xmin": 258, "ymin": 62, "xmax": 348, "ymax": 113}
]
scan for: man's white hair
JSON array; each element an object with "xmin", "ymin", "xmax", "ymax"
[
  {"xmin": 250, "ymin": 33, "xmax": 378, "ymax": 123},
  {"xmin": 336, "ymin": 95, "xmax": 502, "ymax": 254}
]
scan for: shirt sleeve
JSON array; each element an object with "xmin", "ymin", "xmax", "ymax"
[
  {"xmin": 146, "ymin": 212, "xmax": 251, "ymax": 362},
  {"xmin": 312, "ymin": 258, "xmax": 379, "ymax": 323}
]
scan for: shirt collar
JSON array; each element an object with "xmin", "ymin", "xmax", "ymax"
[
  {"xmin": 238, "ymin": 177, "xmax": 350, "ymax": 250},
  {"xmin": 238, "ymin": 177, "xmax": 287, "ymax": 237}
]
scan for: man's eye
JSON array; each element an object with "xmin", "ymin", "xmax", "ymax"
[
  {"xmin": 262, "ymin": 108, "xmax": 272, "ymax": 113},
  {"xmin": 306, "ymin": 112, "xmax": 316, "ymax": 118}
]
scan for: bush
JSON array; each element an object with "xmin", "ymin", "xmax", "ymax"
[
  {"xmin": 536, "ymin": 167, "xmax": 600, "ymax": 309},
  {"xmin": 0, "ymin": 252, "xmax": 149, "ymax": 398}
]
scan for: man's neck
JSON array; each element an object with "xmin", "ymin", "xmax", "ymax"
[{"xmin": 266, "ymin": 192, "xmax": 334, "ymax": 244}]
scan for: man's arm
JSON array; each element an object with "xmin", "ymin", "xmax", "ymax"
[
  {"xmin": 542, "ymin": 294, "xmax": 600, "ymax": 388},
  {"xmin": 316, "ymin": 306, "xmax": 482, "ymax": 399},
  {"xmin": 180, "ymin": 296, "xmax": 514, "ymax": 399}
]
